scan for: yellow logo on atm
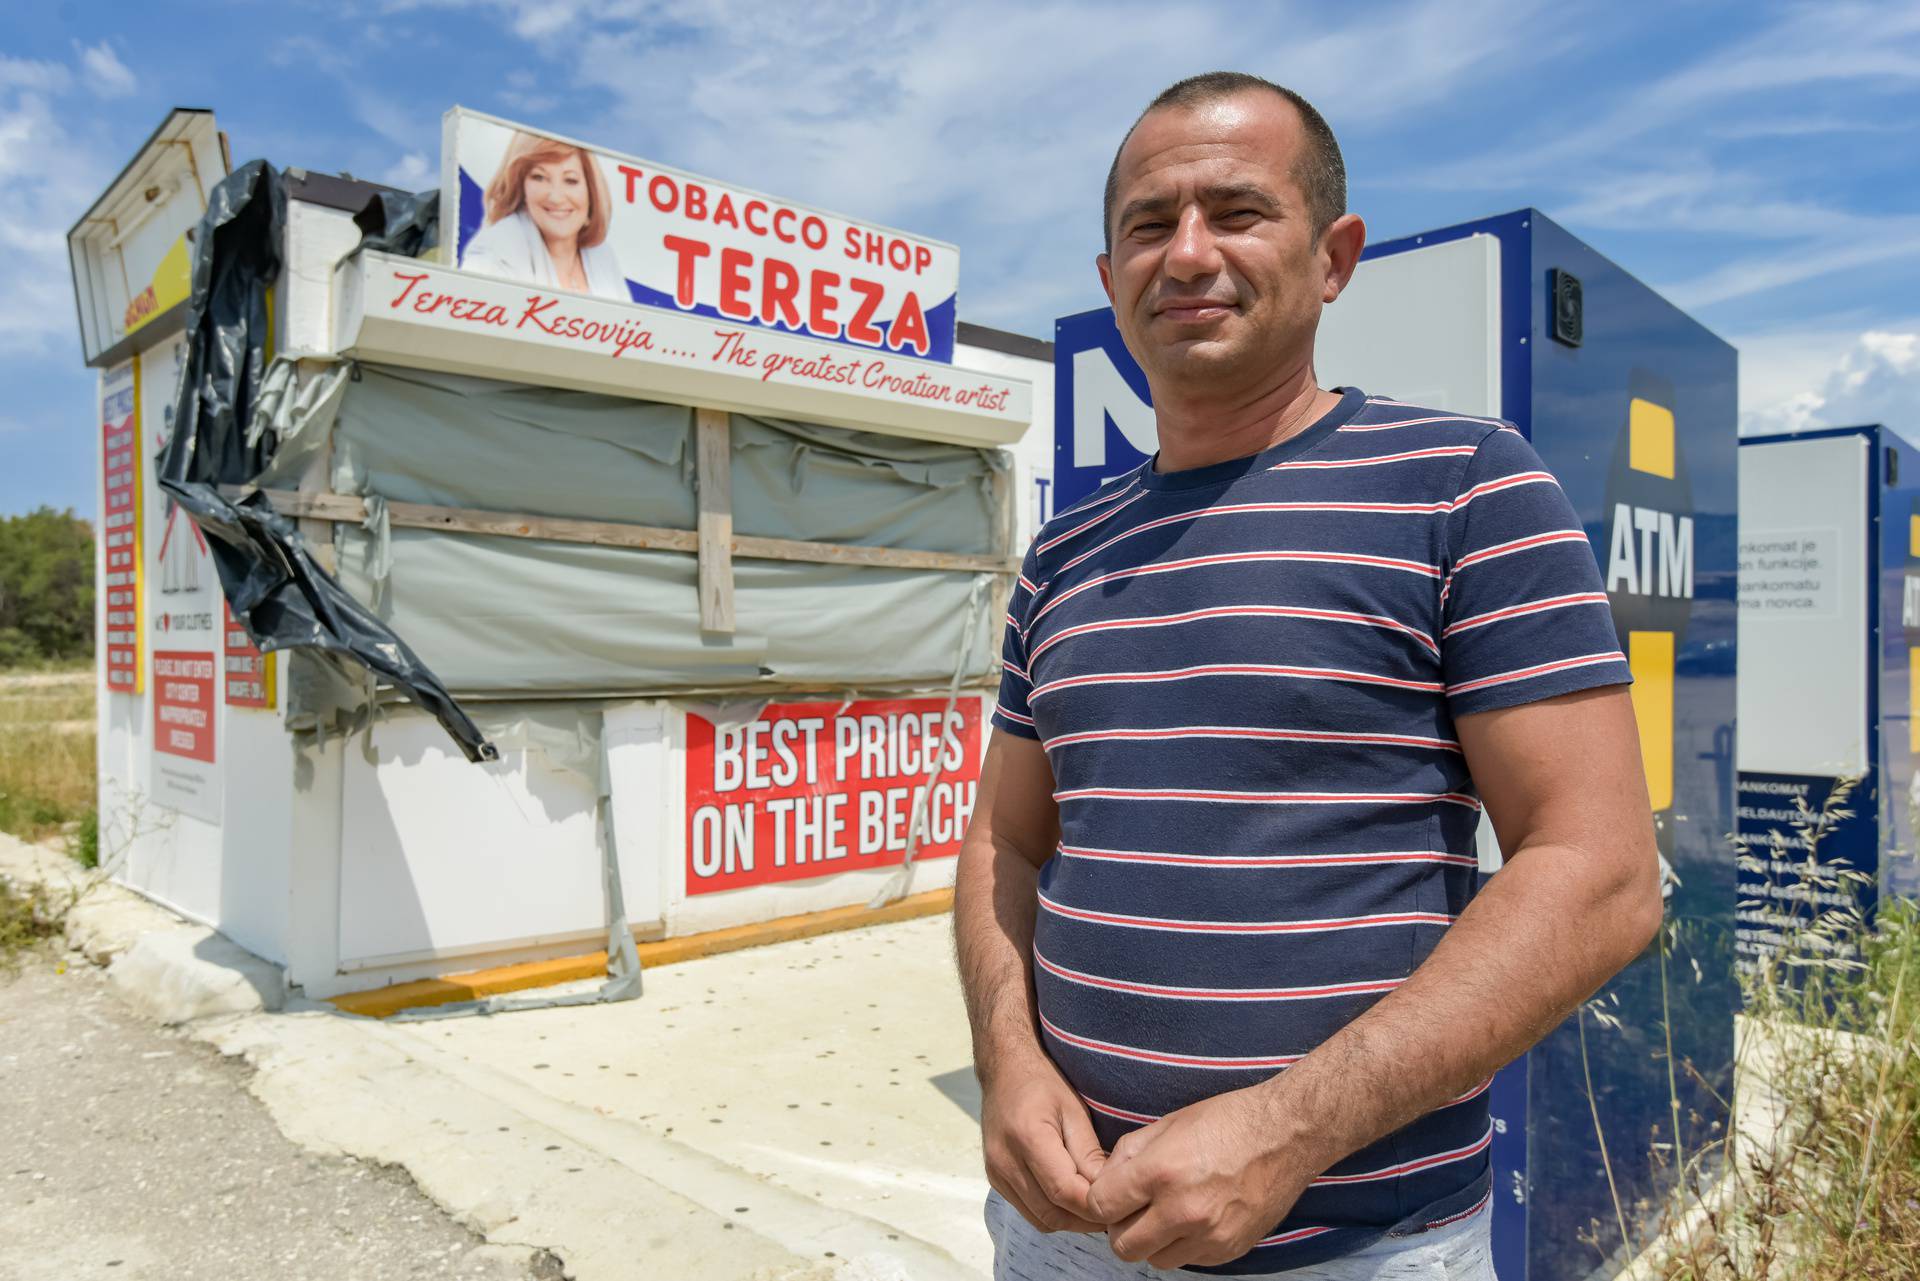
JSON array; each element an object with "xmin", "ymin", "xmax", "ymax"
[
  {"xmin": 1603, "ymin": 383, "xmax": 1688, "ymax": 844},
  {"xmin": 1605, "ymin": 398, "xmax": 1692, "ymax": 598}
]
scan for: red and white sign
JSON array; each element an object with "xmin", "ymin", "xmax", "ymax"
[
  {"xmin": 222, "ymin": 602, "xmax": 274, "ymax": 709},
  {"xmin": 350, "ymin": 255, "xmax": 1026, "ymax": 446},
  {"xmin": 684, "ymin": 698, "xmax": 982, "ymax": 895},
  {"xmin": 100, "ymin": 362, "xmax": 141, "ymax": 692},
  {"xmin": 153, "ymin": 649, "xmax": 216, "ymax": 763},
  {"xmin": 447, "ymin": 109, "xmax": 960, "ymax": 361}
]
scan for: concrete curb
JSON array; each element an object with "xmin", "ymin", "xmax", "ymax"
[
  {"xmin": 109, "ymin": 925, "xmax": 288, "ymax": 1024},
  {"xmin": 1, "ymin": 831, "xmax": 280, "ymax": 1023}
]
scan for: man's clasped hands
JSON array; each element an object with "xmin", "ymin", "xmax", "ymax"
[{"xmin": 982, "ymin": 1050, "xmax": 1323, "ymax": 1272}]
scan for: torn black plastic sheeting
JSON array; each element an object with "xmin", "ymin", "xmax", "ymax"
[{"xmin": 155, "ymin": 158, "xmax": 496, "ymax": 763}]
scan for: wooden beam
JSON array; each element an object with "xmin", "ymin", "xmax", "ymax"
[
  {"xmin": 730, "ymin": 532, "xmax": 1010, "ymax": 575},
  {"xmin": 227, "ymin": 490, "xmax": 1019, "ymax": 577},
  {"xmin": 694, "ymin": 408, "xmax": 736, "ymax": 634},
  {"xmin": 295, "ymin": 358, "xmax": 338, "ymax": 573}
]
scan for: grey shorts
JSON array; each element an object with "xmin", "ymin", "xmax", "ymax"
[{"xmin": 983, "ymin": 1190, "xmax": 1495, "ymax": 1280}]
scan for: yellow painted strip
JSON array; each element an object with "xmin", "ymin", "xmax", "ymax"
[
  {"xmin": 327, "ymin": 885, "xmax": 956, "ymax": 1019},
  {"xmin": 1628, "ymin": 398, "xmax": 1675, "ymax": 479},
  {"xmin": 1910, "ymin": 515, "xmax": 1920, "ymax": 559},
  {"xmin": 1629, "ymin": 630, "xmax": 1674, "ymax": 811},
  {"xmin": 1910, "ymin": 647, "xmax": 1920, "ymax": 755}
]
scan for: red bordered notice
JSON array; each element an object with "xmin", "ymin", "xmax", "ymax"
[
  {"xmin": 222, "ymin": 602, "xmax": 274, "ymax": 709},
  {"xmin": 100, "ymin": 364, "xmax": 140, "ymax": 692},
  {"xmin": 152, "ymin": 649, "xmax": 216, "ymax": 763},
  {"xmin": 684, "ymin": 697, "xmax": 982, "ymax": 895}
]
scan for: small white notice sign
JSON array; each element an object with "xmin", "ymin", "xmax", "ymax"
[{"xmin": 1738, "ymin": 527, "xmax": 1838, "ymax": 620}]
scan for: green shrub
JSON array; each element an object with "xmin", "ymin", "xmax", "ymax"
[{"xmin": 68, "ymin": 805, "xmax": 98, "ymax": 869}]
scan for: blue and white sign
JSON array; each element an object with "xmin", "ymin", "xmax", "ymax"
[
  {"xmin": 1052, "ymin": 307, "xmax": 1154, "ymax": 509},
  {"xmin": 446, "ymin": 108, "xmax": 960, "ymax": 363}
]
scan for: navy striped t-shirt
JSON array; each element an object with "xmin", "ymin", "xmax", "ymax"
[{"xmin": 992, "ymin": 389, "xmax": 1632, "ymax": 1274}]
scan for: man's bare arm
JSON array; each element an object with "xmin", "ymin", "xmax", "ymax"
[
  {"xmin": 954, "ymin": 732, "xmax": 1057, "ymax": 1079},
  {"xmin": 953, "ymin": 730, "xmax": 1108, "ymax": 1233},
  {"xmin": 1251, "ymin": 684, "xmax": 1663, "ymax": 1167},
  {"xmin": 1089, "ymin": 685, "xmax": 1664, "ymax": 1267}
]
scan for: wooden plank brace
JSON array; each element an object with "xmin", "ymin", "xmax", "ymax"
[{"xmin": 695, "ymin": 407, "xmax": 736, "ymax": 635}]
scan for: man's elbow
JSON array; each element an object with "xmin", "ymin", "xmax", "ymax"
[{"xmin": 1611, "ymin": 837, "xmax": 1666, "ymax": 967}]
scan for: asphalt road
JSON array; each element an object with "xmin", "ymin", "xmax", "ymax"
[{"xmin": 0, "ymin": 948, "xmax": 566, "ymax": 1281}]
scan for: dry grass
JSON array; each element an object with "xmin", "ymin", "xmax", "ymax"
[
  {"xmin": 0, "ymin": 877, "xmax": 62, "ymax": 968},
  {"xmin": 1632, "ymin": 778, "xmax": 1920, "ymax": 1279},
  {"xmin": 0, "ymin": 666, "xmax": 95, "ymax": 847}
]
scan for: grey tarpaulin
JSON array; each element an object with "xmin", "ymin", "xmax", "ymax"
[
  {"xmin": 352, "ymin": 185, "xmax": 440, "ymax": 257},
  {"xmin": 321, "ymin": 364, "xmax": 1004, "ymax": 698},
  {"xmin": 868, "ymin": 573, "xmax": 990, "ymax": 909},
  {"xmin": 153, "ymin": 160, "xmax": 495, "ymax": 762}
]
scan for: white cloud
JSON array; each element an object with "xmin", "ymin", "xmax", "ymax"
[
  {"xmin": 0, "ymin": 56, "xmax": 71, "ymax": 94},
  {"xmin": 0, "ymin": 85, "xmax": 110, "ymax": 359},
  {"xmin": 1739, "ymin": 327, "xmax": 1920, "ymax": 437},
  {"xmin": 382, "ymin": 151, "xmax": 434, "ymax": 188},
  {"xmin": 75, "ymin": 42, "xmax": 136, "ymax": 99},
  {"xmin": 429, "ymin": 0, "xmax": 1558, "ymax": 333},
  {"xmin": 1667, "ymin": 227, "xmax": 1920, "ymax": 312},
  {"xmin": 1387, "ymin": 4, "xmax": 1920, "ymax": 315}
]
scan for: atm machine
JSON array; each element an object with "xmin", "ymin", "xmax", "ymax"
[
  {"xmin": 1053, "ymin": 209, "xmax": 1738, "ymax": 1281},
  {"xmin": 1736, "ymin": 424, "xmax": 1920, "ymax": 974}
]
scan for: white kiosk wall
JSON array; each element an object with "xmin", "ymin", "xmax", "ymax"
[{"xmin": 1736, "ymin": 435, "xmax": 1870, "ymax": 777}]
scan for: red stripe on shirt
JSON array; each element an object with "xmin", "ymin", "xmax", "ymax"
[
  {"xmin": 1030, "ymin": 663, "xmax": 1446, "ymax": 701},
  {"xmin": 1035, "ymin": 486, "xmax": 1147, "ymax": 555},
  {"xmin": 1446, "ymin": 651, "xmax": 1626, "ymax": 696},
  {"xmin": 1038, "ymin": 889, "xmax": 1457, "ymax": 933},
  {"xmin": 1030, "ymin": 603, "xmax": 1439, "ymax": 661},
  {"xmin": 1039, "ymin": 1011, "xmax": 1304, "ymax": 1069},
  {"xmin": 1452, "ymin": 527, "xmax": 1590, "ymax": 571},
  {"xmin": 1442, "ymin": 591, "xmax": 1611, "ymax": 638},
  {"xmin": 1035, "ymin": 948, "xmax": 1406, "ymax": 1002},
  {"xmin": 1033, "ymin": 549, "xmax": 1441, "ymax": 626},
  {"xmin": 1043, "ymin": 725, "xmax": 1461, "ymax": 754},
  {"xmin": 1272, "ymin": 445, "xmax": 1479, "ymax": 471},
  {"xmin": 1055, "ymin": 844, "xmax": 1480, "ymax": 869}
]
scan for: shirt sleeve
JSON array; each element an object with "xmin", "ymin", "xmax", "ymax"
[
  {"xmin": 990, "ymin": 546, "xmax": 1041, "ymax": 740},
  {"xmin": 1440, "ymin": 427, "xmax": 1632, "ymax": 717}
]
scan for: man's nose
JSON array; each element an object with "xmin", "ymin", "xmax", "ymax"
[{"xmin": 1163, "ymin": 206, "xmax": 1223, "ymax": 282}]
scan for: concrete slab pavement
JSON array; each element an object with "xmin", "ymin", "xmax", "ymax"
[
  {"xmin": 3, "ymin": 829, "xmax": 994, "ymax": 1279},
  {"xmin": 378, "ymin": 915, "xmax": 994, "ymax": 1276}
]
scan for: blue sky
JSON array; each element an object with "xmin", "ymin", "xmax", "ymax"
[{"xmin": 4, "ymin": 0, "xmax": 1919, "ymax": 517}]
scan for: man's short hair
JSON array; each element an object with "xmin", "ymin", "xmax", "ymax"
[{"xmin": 1102, "ymin": 72, "xmax": 1346, "ymax": 251}]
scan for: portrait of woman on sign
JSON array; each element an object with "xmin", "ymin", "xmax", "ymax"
[{"xmin": 463, "ymin": 130, "xmax": 626, "ymax": 299}]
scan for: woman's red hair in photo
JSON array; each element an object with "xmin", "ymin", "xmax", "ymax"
[{"xmin": 483, "ymin": 131, "xmax": 612, "ymax": 249}]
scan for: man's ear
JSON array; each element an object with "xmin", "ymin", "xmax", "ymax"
[
  {"xmin": 1318, "ymin": 213, "xmax": 1368, "ymax": 304},
  {"xmin": 1096, "ymin": 251, "xmax": 1116, "ymax": 307}
]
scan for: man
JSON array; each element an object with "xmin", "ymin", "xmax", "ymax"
[{"xmin": 953, "ymin": 72, "xmax": 1662, "ymax": 1278}]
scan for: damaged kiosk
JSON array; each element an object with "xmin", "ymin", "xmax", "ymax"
[{"xmin": 69, "ymin": 108, "xmax": 1057, "ymax": 1007}]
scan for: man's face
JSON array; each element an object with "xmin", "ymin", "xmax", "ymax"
[{"xmin": 1098, "ymin": 92, "xmax": 1337, "ymax": 393}]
